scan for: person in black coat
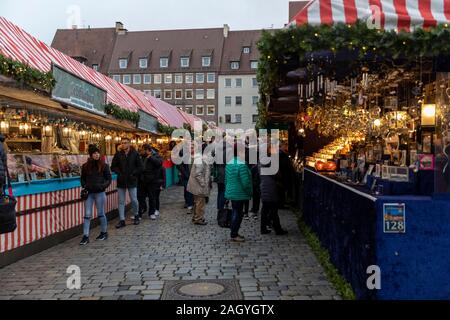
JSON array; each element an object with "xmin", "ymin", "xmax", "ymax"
[
  {"xmin": 137, "ymin": 146, "xmax": 148, "ymax": 218},
  {"xmin": 79, "ymin": 144, "xmax": 112, "ymax": 245},
  {"xmin": 141, "ymin": 144, "xmax": 164, "ymax": 219},
  {"xmin": 111, "ymin": 137, "xmax": 143, "ymax": 228},
  {"xmin": 0, "ymin": 134, "xmax": 7, "ymax": 195}
]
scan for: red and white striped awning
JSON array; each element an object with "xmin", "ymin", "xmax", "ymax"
[
  {"xmin": 291, "ymin": 0, "xmax": 450, "ymax": 32},
  {"xmin": 0, "ymin": 17, "xmax": 195, "ymax": 128}
]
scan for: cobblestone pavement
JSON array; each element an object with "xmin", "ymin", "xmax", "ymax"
[{"xmin": 0, "ymin": 185, "xmax": 340, "ymax": 300}]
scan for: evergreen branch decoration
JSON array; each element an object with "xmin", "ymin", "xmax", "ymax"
[
  {"xmin": 157, "ymin": 122, "xmax": 177, "ymax": 135},
  {"xmin": 257, "ymin": 22, "xmax": 450, "ymax": 104},
  {"xmin": 0, "ymin": 53, "xmax": 56, "ymax": 92},
  {"xmin": 104, "ymin": 103, "xmax": 140, "ymax": 124}
]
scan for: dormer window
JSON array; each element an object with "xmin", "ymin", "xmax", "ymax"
[
  {"xmin": 230, "ymin": 61, "xmax": 240, "ymax": 70},
  {"xmin": 119, "ymin": 59, "xmax": 127, "ymax": 69},
  {"xmin": 139, "ymin": 58, "xmax": 148, "ymax": 69},
  {"xmin": 243, "ymin": 47, "xmax": 250, "ymax": 54},
  {"xmin": 160, "ymin": 57, "xmax": 169, "ymax": 68},
  {"xmin": 92, "ymin": 64, "xmax": 99, "ymax": 71},
  {"xmin": 250, "ymin": 61, "xmax": 258, "ymax": 69},
  {"xmin": 180, "ymin": 57, "xmax": 190, "ymax": 68},
  {"xmin": 202, "ymin": 56, "xmax": 211, "ymax": 67}
]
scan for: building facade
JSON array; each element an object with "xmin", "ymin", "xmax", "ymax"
[{"xmin": 52, "ymin": 23, "xmax": 263, "ymax": 129}]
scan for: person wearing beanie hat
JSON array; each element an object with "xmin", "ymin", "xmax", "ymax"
[{"xmin": 79, "ymin": 144, "xmax": 112, "ymax": 245}]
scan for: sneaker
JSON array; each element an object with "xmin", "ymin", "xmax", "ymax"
[
  {"xmin": 275, "ymin": 229, "xmax": 288, "ymax": 235},
  {"xmin": 150, "ymin": 214, "xmax": 157, "ymax": 220},
  {"xmin": 134, "ymin": 217, "xmax": 140, "ymax": 225},
  {"xmin": 154, "ymin": 210, "xmax": 160, "ymax": 216},
  {"xmin": 193, "ymin": 221, "xmax": 207, "ymax": 225},
  {"xmin": 96, "ymin": 232, "xmax": 108, "ymax": 241},
  {"xmin": 79, "ymin": 235, "xmax": 89, "ymax": 245},
  {"xmin": 261, "ymin": 229, "xmax": 271, "ymax": 235},
  {"xmin": 243, "ymin": 214, "xmax": 250, "ymax": 220},
  {"xmin": 230, "ymin": 236, "xmax": 245, "ymax": 243},
  {"xmin": 115, "ymin": 220, "xmax": 126, "ymax": 229}
]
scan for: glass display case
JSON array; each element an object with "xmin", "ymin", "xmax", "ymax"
[{"xmin": 7, "ymin": 154, "xmax": 28, "ymax": 183}]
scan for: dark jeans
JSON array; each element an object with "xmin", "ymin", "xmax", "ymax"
[
  {"xmin": 230, "ymin": 200, "xmax": 245, "ymax": 238},
  {"xmin": 138, "ymin": 183, "xmax": 157, "ymax": 216},
  {"xmin": 154, "ymin": 188, "xmax": 161, "ymax": 211},
  {"xmin": 261, "ymin": 201, "xmax": 282, "ymax": 232},
  {"xmin": 251, "ymin": 189, "xmax": 260, "ymax": 213},
  {"xmin": 137, "ymin": 183, "xmax": 148, "ymax": 215},
  {"xmin": 183, "ymin": 180, "xmax": 194, "ymax": 207},
  {"xmin": 244, "ymin": 200, "xmax": 249, "ymax": 214},
  {"xmin": 217, "ymin": 183, "xmax": 226, "ymax": 210}
]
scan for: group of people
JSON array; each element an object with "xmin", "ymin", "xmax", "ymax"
[
  {"xmin": 79, "ymin": 138, "xmax": 163, "ymax": 245},
  {"xmin": 178, "ymin": 138, "xmax": 289, "ymax": 243}
]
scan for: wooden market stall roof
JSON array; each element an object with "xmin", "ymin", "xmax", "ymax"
[
  {"xmin": 0, "ymin": 17, "xmax": 194, "ymax": 128},
  {"xmin": 290, "ymin": 0, "xmax": 450, "ymax": 31}
]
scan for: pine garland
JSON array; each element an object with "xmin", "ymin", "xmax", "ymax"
[
  {"xmin": 104, "ymin": 103, "xmax": 140, "ymax": 124},
  {"xmin": 0, "ymin": 53, "xmax": 56, "ymax": 92},
  {"xmin": 157, "ymin": 122, "xmax": 177, "ymax": 135}
]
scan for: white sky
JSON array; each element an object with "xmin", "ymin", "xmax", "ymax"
[{"xmin": 2, "ymin": 0, "xmax": 299, "ymax": 45}]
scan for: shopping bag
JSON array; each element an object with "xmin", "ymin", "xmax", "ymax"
[{"xmin": 217, "ymin": 208, "xmax": 232, "ymax": 228}]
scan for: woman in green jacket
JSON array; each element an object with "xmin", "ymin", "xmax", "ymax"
[{"xmin": 225, "ymin": 143, "xmax": 253, "ymax": 242}]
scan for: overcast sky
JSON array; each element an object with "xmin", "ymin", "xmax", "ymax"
[{"xmin": 2, "ymin": 0, "xmax": 298, "ymax": 45}]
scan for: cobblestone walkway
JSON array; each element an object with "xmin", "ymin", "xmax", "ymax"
[{"xmin": 0, "ymin": 185, "xmax": 340, "ymax": 300}]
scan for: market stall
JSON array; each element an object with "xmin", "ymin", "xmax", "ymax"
[{"xmin": 258, "ymin": 0, "xmax": 450, "ymax": 299}]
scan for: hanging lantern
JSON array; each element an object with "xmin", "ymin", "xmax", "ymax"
[
  {"xmin": 19, "ymin": 122, "xmax": 31, "ymax": 135},
  {"xmin": 421, "ymin": 104, "xmax": 436, "ymax": 126},
  {"xmin": 114, "ymin": 136, "xmax": 121, "ymax": 143},
  {"xmin": 43, "ymin": 125, "xmax": 53, "ymax": 137},
  {"xmin": 0, "ymin": 120, "xmax": 10, "ymax": 134},
  {"xmin": 105, "ymin": 135, "xmax": 112, "ymax": 142},
  {"xmin": 62, "ymin": 127, "xmax": 72, "ymax": 138},
  {"xmin": 80, "ymin": 130, "xmax": 88, "ymax": 140}
]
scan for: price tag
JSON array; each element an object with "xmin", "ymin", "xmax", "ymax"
[{"xmin": 383, "ymin": 203, "xmax": 406, "ymax": 233}]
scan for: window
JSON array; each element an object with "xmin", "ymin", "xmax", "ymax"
[
  {"xmin": 230, "ymin": 61, "xmax": 240, "ymax": 70},
  {"xmin": 185, "ymin": 73, "xmax": 194, "ymax": 84},
  {"xmin": 253, "ymin": 114, "xmax": 259, "ymax": 123},
  {"xmin": 225, "ymin": 96, "xmax": 232, "ymax": 106},
  {"xmin": 164, "ymin": 74, "xmax": 172, "ymax": 84},
  {"xmin": 225, "ymin": 114, "xmax": 231, "ymax": 123},
  {"xmin": 196, "ymin": 105, "xmax": 204, "ymax": 115},
  {"xmin": 133, "ymin": 74, "xmax": 142, "ymax": 84},
  {"xmin": 252, "ymin": 96, "xmax": 259, "ymax": 105},
  {"xmin": 235, "ymin": 114, "xmax": 242, "ymax": 123},
  {"xmin": 235, "ymin": 78, "xmax": 242, "ymax": 88},
  {"xmin": 143, "ymin": 74, "xmax": 151, "ymax": 84},
  {"xmin": 243, "ymin": 47, "xmax": 250, "ymax": 54},
  {"xmin": 207, "ymin": 105, "xmax": 215, "ymax": 115},
  {"xmin": 92, "ymin": 64, "xmax": 99, "ymax": 71},
  {"xmin": 153, "ymin": 74, "xmax": 162, "ymax": 84},
  {"xmin": 164, "ymin": 90, "xmax": 172, "ymax": 100},
  {"xmin": 175, "ymin": 74, "xmax": 183, "ymax": 84},
  {"xmin": 252, "ymin": 77, "xmax": 258, "ymax": 87},
  {"xmin": 236, "ymin": 96, "xmax": 242, "ymax": 106},
  {"xmin": 207, "ymin": 73, "xmax": 215, "ymax": 83},
  {"xmin": 123, "ymin": 74, "xmax": 131, "ymax": 84},
  {"xmin": 112, "ymin": 74, "xmax": 121, "ymax": 82},
  {"xmin": 180, "ymin": 57, "xmax": 190, "ymax": 68},
  {"xmin": 225, "ymin": 78, "xmax": 232, "ymax": 88},
  {"xmin": 195, "ymin": 89, "xmax": 204, "ymax": 100},
  {"xmin": 119, "ymin": 59, "xmax": 127, "ymax": 69},
  {"xmin": 139, "ymin": 58, "xmax": 148, "ymax": 69},
  {"xmin": 160, "ymin": 57, "xmax": 169, "ymax": 68},
  {"xmin": 185, "ymin": 106, "xmax": 193, "ymax": 114},
  {"xmin": 153, "ymin": 89, "xmax": 161, "ymax": 99},
  {"xmin": 207, "ymin": 89, "xmax": 215, "ymax": 99},
  {"xmin": 177, "ymin": 106, "xmax": 183, "ymax": 111},
  {"xmin": 144, "ymin": 90, "xmax": 152, "ymax": 95},
  {"xmin": 175, "ymin": 89, "xmax": 183, "ymax": 100},
  {"xmin": 251, "ymin": 61, "xmax": 258, "ymax": 69},
  {"xmin": 202, "ymin": 56, "xmax": 211, "ymax": 67},
  {"xmin": 185, "ymin": 89, "xmax": 193, "ymax": 99},
  {"xmin": 196, "ymin": 73, "xmax": 204, "ymax": 84}
]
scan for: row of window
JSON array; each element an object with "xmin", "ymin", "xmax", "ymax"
[
  {"xmin": 120, "ymin": 56, "xmax": 212, "ymax": 69},
  {"xmin": 223, "ymin": 114, "xmax": 259, "ymax": 124},
  {"xmin": 224, "ymin": 96, "xmax": 259, "ymax": 106},
  {"xmin": 142, "ymin": 89, "xmax": 216, "ymax": 100},
  {"xmin": 118, "ymin": 57, "xmax": 259, "ymax": 70},
  {"xmin": 224, "ymin": 77, "xmax": 258, "ymax": 88},
  {"xmin": 112, "ymin": 73, "xmax": 216, "ymax": 85},
  {"xmin": 177, "ymin": 105, "xmax": 216, "ymax": 116}
]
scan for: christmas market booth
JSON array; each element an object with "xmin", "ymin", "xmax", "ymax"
[
  {"xmin": 0, "ymin": 17, "xmax": 193, "ymax": 267},
  {"xmin": 257, "ymin": 1, "xmax": 450, "ymax": 299}
]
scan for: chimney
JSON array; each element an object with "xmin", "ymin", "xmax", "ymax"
[
  {"xmin": 223, "ymin": 24, "xmax": 230, "ymax": 38},
  {"xmin": 115, "ymin": 21, "xmax": 124, "ymax": 32}
]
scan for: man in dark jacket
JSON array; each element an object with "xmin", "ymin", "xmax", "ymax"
[
  {"xmin": 137, "ymin": 146, "xmax": 148, "ymax": 219},
  {"xmin": 111, "ymin": 137, "xmax": 143, "ymax": 228},
  {"xmin": 142, "ymin": 144, "xmax": 164, "ymax": 220},
  {"xmin": 0, "ymin": 134, "xmax": 7, "ymax": 195}
]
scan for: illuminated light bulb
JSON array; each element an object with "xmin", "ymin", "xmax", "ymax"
[
  {"xmin": 373, "ymin": 119, "xmax": 381, "ymax": 127},
  {"xmin": 423, "ymin": 104, "xmax": 436, "ymax": 118}
]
